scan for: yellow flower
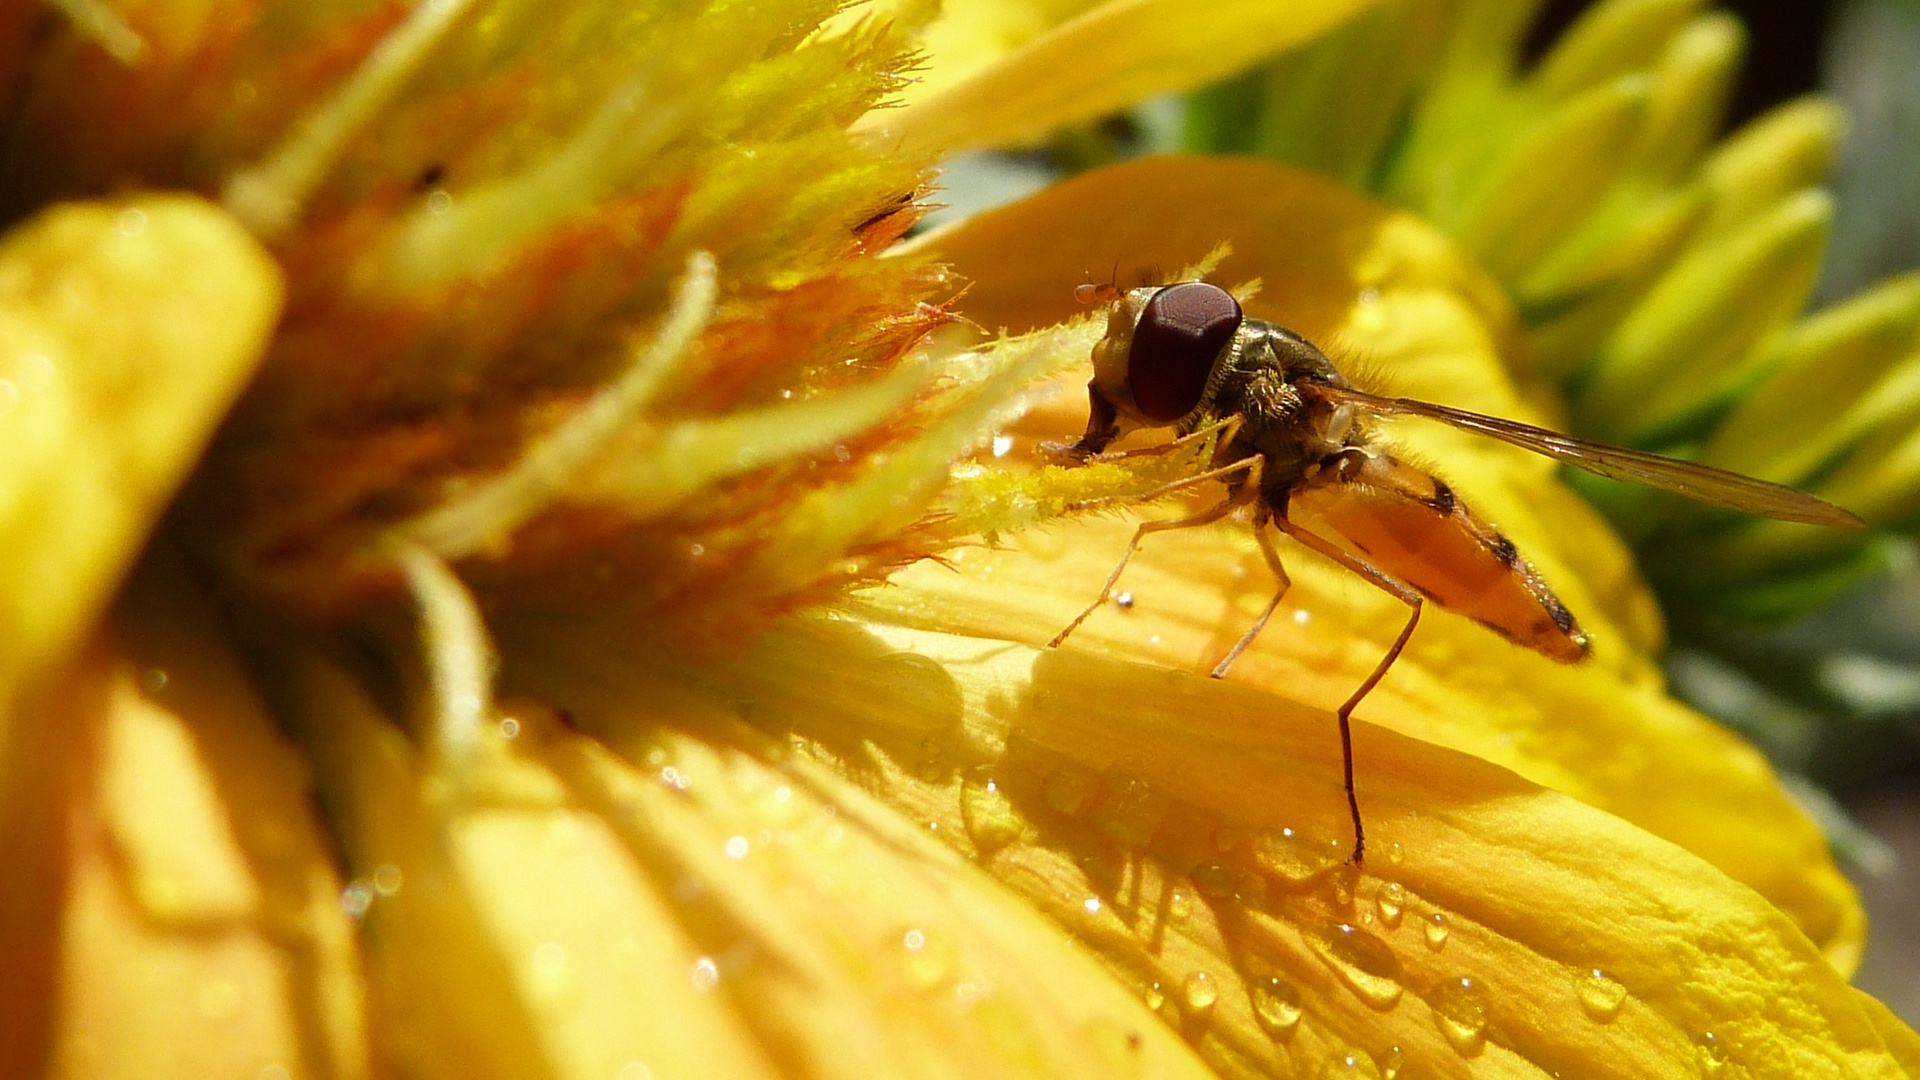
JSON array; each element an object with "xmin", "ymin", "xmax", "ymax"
[{"xmin": 0, "ymin": 3, "xmax": 1914, "ymax": 1080}]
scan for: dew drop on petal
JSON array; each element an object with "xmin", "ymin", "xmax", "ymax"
[
  {"xmin": 1387, "ymin": 841, "xmax": 1404, "ymax": 865},
  {"xmin": 1326, "ymin": 863, "xmax": 1360, "ymax": 908},
  {"xmin": 1423, "ymin": 911, "xmax": 1449, "ymax": 950},
  {"xmin": 1167, "ymin": 888, "xmax": 1191, "ymax": 923},
  {"xmin": 1375, "ymin": 882, "xmax": 1405, "ymax": 928},
  {"xmin": 1254, "ymin": 826, "xmax": 1341, "ymax": 886},
  {"xmin": 371, "ymin": 864, "xmax": 403, "ymax": 896},
  {"xmin": 1251, "ymin": 976, "xmax": 1303, "ymax": 1040},
  {"xmin": 1382, "ymin": 1046, "xmax": 1405, "ymax": 1080},
  {"xmin": 1697, "ymin": 1032, "xmax": 1728, "ymax": 1077},
  {"xmin": 1183, "ymin": 971, "xmax": 1218, "ymax": 1013},
  {"xmin": 1320, "ymin": 1049, "xmax": 1382, "ymax": 1079},
  {"xmin": 690, "ymin": 956, "xmax": 720, "ymax": 991},
  {"xmin": 1144, "ymin": 982, "xmax": 1167, "ymax": 1010},
  {"xmin": 1430, "ymin": 976, "xmax": 1488, "ymax": 1055},
  {"xmin": 1575, "ymin": 968, "xmax": 1627, "ymax": 1022},
  {"xmin": 1312, "ymin": 923, "xmax": 1404, "ymax": 1009},
  {"xmin": 899, "ymin": 927, "xmax": 956, "ymax": 989},
  {"xmin": 961, "ymin": 770, "xmax": 1025, "ymax": 854}
]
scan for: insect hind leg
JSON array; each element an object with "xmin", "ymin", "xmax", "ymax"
[{"xmin": 1272, "ymin": 518, "xmax": 1425, "ymax": 866}]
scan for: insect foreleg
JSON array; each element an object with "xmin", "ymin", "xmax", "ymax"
[
  {"xmin": 1047, "ymin": 497, "xmax": 1240, "ymax": 649},
  {"xmin": 1078, "ymin": 414, "xmax": 1244, "ymax": 465},
  {"xmin": 1272, "ymin": 518, "xmax": 1426, "ymax": 866},
  {"xmin": 1063, "ymin": 453, "xmax": 1263, "ymax": 515}
]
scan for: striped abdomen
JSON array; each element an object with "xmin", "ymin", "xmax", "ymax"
[{"xmin": 1286, "ymin": 449, "xmax": 1590, "ymax": 663}]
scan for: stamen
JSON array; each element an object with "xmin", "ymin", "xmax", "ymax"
[
  {"xmin": 222, "ymin": 0, "xmax": 481, "ymax": 240},
  {"xmin": 43, "ymin": 0, "xmax": 146, "ymax": 64},
  {"xmin": 394, "ymin": 250, "xmax": 717, "ymax": 558},
  {"xmin": 392, "ymin": 541, "xmax": 493, "ymax": 794}
]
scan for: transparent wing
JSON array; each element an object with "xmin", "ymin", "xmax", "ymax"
[{"xmin": 1312, "ymin": 384, "xmax": 1865, "ymax": 528}]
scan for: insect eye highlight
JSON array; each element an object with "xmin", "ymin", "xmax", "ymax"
[{"xmin": 1129, "ymin": 281, "xmax": 1242, "ymax": 423}]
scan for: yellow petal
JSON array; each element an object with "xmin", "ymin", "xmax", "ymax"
[
  {"xmin": 0, "ymin": 196, "xmax": 282, "ymax": 706},
  {"xmin": 889, "ymin": 156, "xmax": 1860, "ymax": 965},
  {"xmin": 518, "ymin": 612, "xmax": 1920, "ymax": 1079},
  {"xmin": 864, "ymin": 0, "xmax": 1377, "ymax": 154},
  {"xmin": 0, "ymin": 558, "xmax": 367, "ymax": 1080}
]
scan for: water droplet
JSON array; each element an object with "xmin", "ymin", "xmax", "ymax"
[
  {"xmin": 1115, "ymin": 591, "xmax": 1135, "ymax": 609},
  {"xmin": 961, "ymin": 771, "xmax": 1024, "ymax": 854},
  {"xmin": 725, "ymin": 835, "xmax": 750, "ymax": 859},
  {"xmin": 497, "ymin": 716, "xmax": 520, "ymax": 740},
  {"xmin": 140, "ymin": 668, "xmax": 169, "ymax": 694},
  {"xmin": 1144, "ymin": 982, "xmax": 1166, "ymax": 1010},
  {"xmin": 1423, "ymin": 912, "xmax": 1449, "ymax": 950},
  {"xmin": 1091, "ymin": 774, "xmax": 1168, "ymax": 847},
  {"xmin": 1251, "ymin": 976, "xmax": 1303, "ymax": 1039},
  {"xmin": 1387, "ymin": 841, "xmax": 1403, "ymax": 865},
  {"xmin": 1575, "ymin": 968, "xmax": 1627, "ymax": 1022},
  {"xmin": 1191, "ymin": 860, "xmax": 1235, "ymax": 899},
  {"xmin": 1166, "ymin": 889, "xmax": 1191, "ymax": 923},
  {"xmin": 1183, "ymin": 971, "xmax": 1218, "ymax": 1013},
  {"xmin": 1375, "ymin": 883, "xmax": 1405, "ymax": 928},
  {"xmin": 1312, "ymin": 923, "xmax": 1404, "ymax": 1009},
  {"xmin": 1327, "ymin": 863, "xmax": 1360, "ymax": 907},
  {"xmin": 529, "ymin": 941, "xmax": 577, "ymax": 1008},
  {"xmin": 1430, "ymin": 976, "xmax": 1488, "ymax": 1055},
  {"xmin": 1042, "ymin": 768, "xmax": 1097, "ymax": 816},
  {"xmin": 372, "ymin": 864, "xmax": 403, "ymax": 896},
  {"xmin": 1083, "ymin": 896, "xmax": 1103, "ymax": 915},
  {"xmin": 1696, "ymin": 1032, "xmax": 1728, "ymax": 1077},
  {"xmin": 900, "ymin": 927, "xmax": 956, "ymax": 989},
  {"xmin": 339, "ymin": 882, "xmax": 373, "ymax": 920},
  {"xmin": 1254, "ymin": 827, "xmax": 1341, "ymax": 886},
  {"xmin": 690, "ymin": 956, "xmax": 720, "ymax": 991},
  {"xmin": 1235, "ymin": 870, "xmax": 1268, "ymax": 907},
  {"xmin": 1320, "ymin": 1049, "xmax": 1382, "ymax": 1079},
  {"xmin": 1382, "ymin": 1046, "xmax": 1405, "ymax": 1080}
]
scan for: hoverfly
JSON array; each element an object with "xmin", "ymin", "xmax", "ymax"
[{"xmin": 1049, "ymin": 280, "xmax": 1864, "ymax": 864}]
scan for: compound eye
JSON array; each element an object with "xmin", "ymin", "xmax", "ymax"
[{"xmin": 1129, "ymin": 282, "xmax": 1242, "ymax": 423}]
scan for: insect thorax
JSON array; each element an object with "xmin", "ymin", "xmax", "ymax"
[{"xmin": 1199, "ymin": 319, "xmax": 1357, "ymax": 486}]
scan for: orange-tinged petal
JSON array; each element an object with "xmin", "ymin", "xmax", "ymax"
[
  {"xmin": 0, "ymin": 196, "xmax": 281, "ymax": 704},
  {"xmin": 884, "ymin": 156, "xmax": 1859, "ymax": 967},
  {"xmin": 866, "ymin": 0, "xmax": 1377, "ymax": 154},
  {"xmin": 509, "ymin": 612, "xmax": 1920, "ymax": 1079},
  {"xmin": 0, "ymin": 560, "xmax": 368, "ymax": 1080}
]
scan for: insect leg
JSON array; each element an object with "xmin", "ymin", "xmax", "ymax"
[
  {"xmin": 1064, "ymin": 453, "xmax": 1262, "ymax": 515},
  {"xmin": 1272, "ymin": 518, "xmax": 1425, "ymax": 866},
  {"xmin": 1209, "ymin": 519, "xmax": 1292, "ymax": 678},
  {"xmin": 1048, "ymin": 497, "xmax": 1239, "ymax": 648},
  {"xmin": 1081, "ymin": 415, "xmax": 1244, "ymax": 464}
]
